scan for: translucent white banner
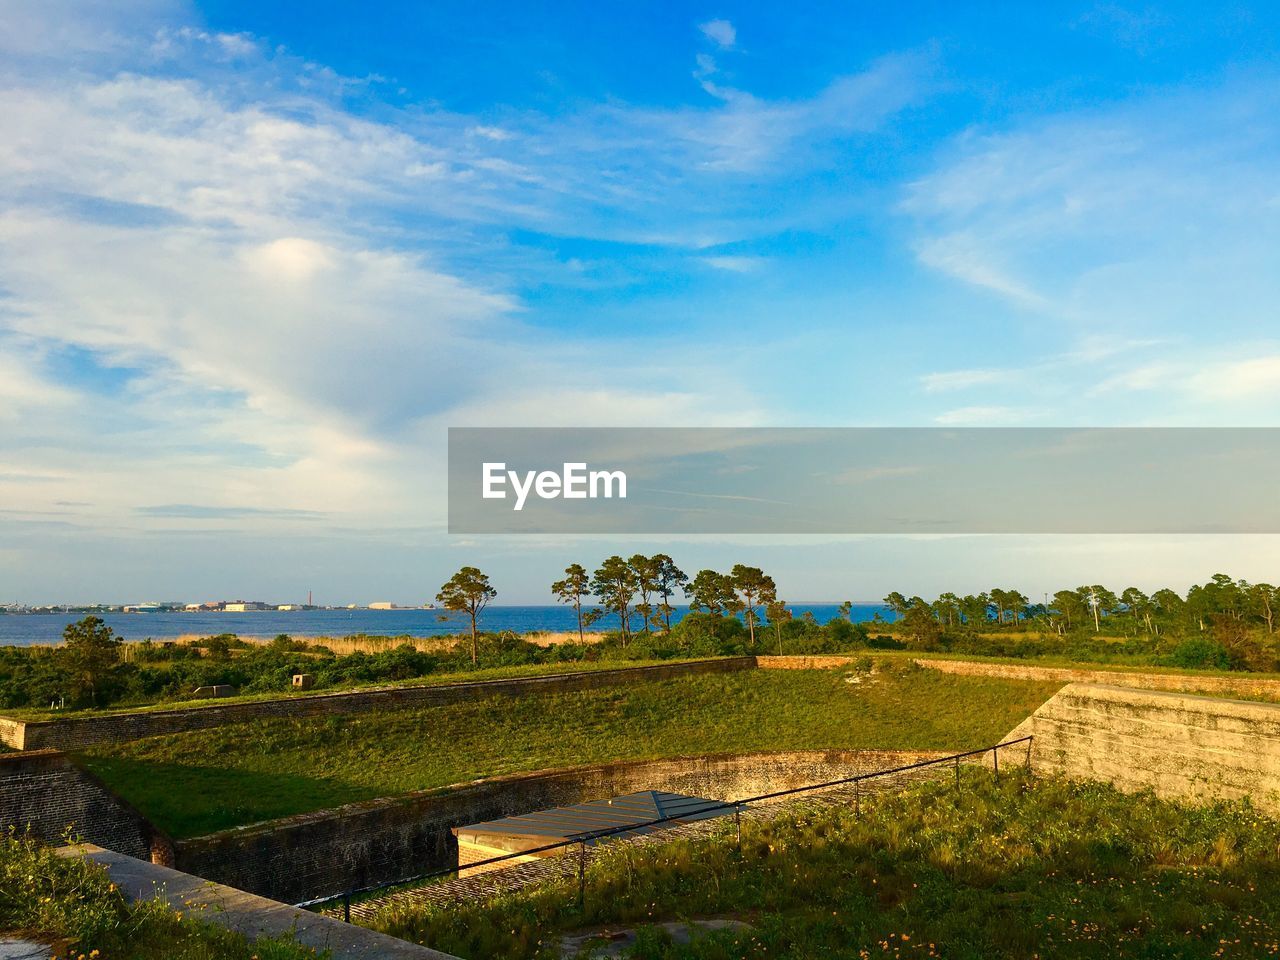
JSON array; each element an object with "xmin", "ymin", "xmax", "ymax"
[{"xmin": 448, "ymin": 428, "xmax": 1280, "ymax": 534}]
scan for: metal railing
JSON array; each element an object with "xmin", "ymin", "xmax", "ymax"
[{"xmin": 304, "ymin": 735, "xmax": 1033, "ymax": 921}]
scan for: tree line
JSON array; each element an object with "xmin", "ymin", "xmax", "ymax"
[
  {"xmin": 884, "ymin": 575, "xmax": 1279, "ymax": 637},
  {"xmin": 882, "ymin": 574, "xmax": 1280, "ymax": 670},
  {"xmin": 435, "ymin": 564, "xmax": 1280, "ymax": 668},
  {"xmin": 438, "ymin": 556, "xmax": 786, "ymax": 662}
]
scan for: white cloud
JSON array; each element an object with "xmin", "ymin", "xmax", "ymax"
[
  {"xmin": 905, "ymin": 77, "xmax": 1280, "ymax": 345},
  {"xmin": 467, "ymin": 125, "xmax": 514, "ymax": 141},
  {"xmin": 247, "ymin": 238, "xmax": 336, "ymax": 282},
  {"xmin": 919, "ymin": 369, "xmax": 1009, "ymax": 392},
  {"xmin": 0, "ymin": 0, "xmax": 181, "ymax": 58},
  {"xmin": 934, "ymin": 405, "xmax": 1031, "ymax": 425},
  {"xmin": 699, "ymin": 19, "xmax": 737, "ymax": 49},
  {"xmin": 1084, "ymin": 352, "xmax": 1280, "ymax": 407},
  {"xmin": 831, "ymin": 465, "xmax": 923, "ymax": 484},
  {"xmin": 1088, "ymin": 361, "xmax": 1182, "ymax": 395},
  {"xmin": 0, "ymin": 351, "xmax": 77, "ymax": 420},
  {"xmin": 700, "ymin": 255, "xmax": 765, "ymax": 273},
  {"xmin": 913, "ymin": 233, "xmax": 1048, "ymax": 309},
  {"xmin": 7, "ymin": 14, "xmax": 883, "ymax": 544},
  {"xmin": 1190, "ymin": 355, "xmax": 1280, "ymax": 400},
  {"xmin": 903, "ymin": 76, "xmax": 1280, "ymax": 428}
]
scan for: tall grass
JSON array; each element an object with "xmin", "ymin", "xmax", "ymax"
[{"xmin": 371, "ymin": 771, "xmax": 1280, "ymax": 959}]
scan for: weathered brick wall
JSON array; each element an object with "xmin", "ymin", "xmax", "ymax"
[
  {"xmin": 1008, "ymin": 682, "xmax": 1280, "ymax": 814},
  {"xmin": 0, "ymin": 717, "xmax": 25, "ymax": 748},
  {"xmin": 0, "ymin": 751, "xmax": 170, "ymax": 862},
  {"xmin": 1, "ymin": 657, "xmax": 756, "ymax": 751},
  {"xmin": 756, "ymin": 655, "xmax": 870, "ymax": 670},
  {"xmin": 176, "ymin": 749, "xmax": 941, "ymax": 905}
]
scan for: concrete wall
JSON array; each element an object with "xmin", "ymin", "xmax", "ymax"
[
  {"xmin": 176, "ymin": 749, "xmax": 939, "ymax": 905},
  {"xmin": 64, "ymin": 843, "xmax": 455, "ymax": 960},
  {"xmin": 916, "ymin": 658, "xmax": 1280, "ymax": 698},
  {"xmin": 1008, "ymin": 682, "xmax": 1280, "ymax": 814},
  {"xmin": 0, "ymin": 750, "xmax": 171, "ymax": 863},
  {"xmin": 0, "ymin": 657, "xmax": 755, "ymax": 751},
  {"xmin": 758, "ymin": 654, "xmax": 1280, "ymax": 700}
]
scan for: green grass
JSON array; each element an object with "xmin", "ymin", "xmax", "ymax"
[
  {"xmin": 0, "ymin": 833, "xmax": 324, "ymax": 959},
  {"xmin": 80, "ymin": 664, "xmax": 1059, "ymax": 838},
  {"xmin": 5, "ymin": 658, "xmax": 700, "ymax": 720},
  {"xmin": 370, "ymin": 771, "xmax": 1280, "ymax": 960}
]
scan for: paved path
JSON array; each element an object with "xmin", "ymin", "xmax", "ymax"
[
  {"xmin": 0, "ymin": 940, "xmax": 50, "ymax": 960},
  {"xmin": 58, "ymin": 845, "xmax": 456, "ymax": 960}
]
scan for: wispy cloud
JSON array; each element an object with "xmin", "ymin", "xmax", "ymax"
[
  {"xmin": 700, "ymin": 255, "xmax": 766, "ymax": 273},
  {"xmin": 919, "ymin": 369, "xmax": 1009, "ymax": 393},
  {"xmin": 136, "ymin": 504, "xmax": 326, "ymax": 520},
  {"xmin": 1191, "ymin": 355, "xmax": 1280, "ymax": 399},
  {"xmin": 698, "ymin": 19, "xmax": 737, "ymax": 49},
  {"xmin": 934, "ymin": 406, "xmax": 1032, "ymax": 426},
  {"xmin": 905, "ymin": 77, "xmax": 1280, "ymax": 340},
  {"xmin": 830, "ymin": 465, "xmax": 923, "ymax": 484}
]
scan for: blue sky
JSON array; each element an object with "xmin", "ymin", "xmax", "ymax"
[{"xmin": 1, "ymin": 1, "xmax": 1279, "ymax": 604}]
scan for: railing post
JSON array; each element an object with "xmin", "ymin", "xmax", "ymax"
[
  {"xmin": 735, "ymin": 806, "xmax": 742, "ymax": 850},
  {"xmin": 954, "ymin": 755, "xmax": 960, "ymax": 792},
  {"xmin": 343, "ymin": 892, "xmax": 350, "ymax": 924},
  {"xmin": 578, "ymin": 840, "xmax": 586, "ymax": 910},
  {"xmin": 854, "ymin": 779, "xmax": 860, "ymax": 820},
  {"xmin": 1025, "ymin": 737, "xmax": 1033, "ymax": 773},
  {"xmin": 993, "ymin": 745, "xmax": 999, "ymax": 780}
]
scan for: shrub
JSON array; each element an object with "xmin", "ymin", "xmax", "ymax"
[{"xmin": 1166, "ymin": 636, "xmax": 1236, "ymax": 671}]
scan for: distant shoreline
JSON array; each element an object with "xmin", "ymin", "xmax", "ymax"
[{"xmin": 0, "ymin": 603, "xmax": 891, "ymax": 646}]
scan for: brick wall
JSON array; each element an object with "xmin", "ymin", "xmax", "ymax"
[
  {"xmin": 1008, "ymin": 682, "xmax": 1280, "ymax": 814},
  {"xmin": 175, "ymin": 748, "xmax": 940, "ymax": 905},
  {"xmin": 757, "ymin": 655, "xmax": 871, "ymax": 670},
  {"xmin": 0, "ymin": 751, "xmax": 171, "ymax": 862},
  {"xmin": 1, "ymin": 657, "xmax": 756, "ymax": 751}
]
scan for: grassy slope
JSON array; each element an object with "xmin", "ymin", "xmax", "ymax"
[
  {"xmin": 6, "ymin": 658, "xmax": 695, "ymax": 720},
  {"xmin": 81, "ymin": 666, "xmax": 1059, "ymax": 838},
  {"xmin": 373, "ymin": 771, "xmax": 1280, "ymax": 960}
]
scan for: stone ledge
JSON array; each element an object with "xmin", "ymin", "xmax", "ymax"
[{"xmin": 59, "ymin": 844, "xmax": 455, "ymax": 960}]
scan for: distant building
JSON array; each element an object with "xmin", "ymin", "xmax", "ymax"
[
  {"xmin": 276, "ymin": 603, "xmax": 305, "ymax": 611},
  {"xmin": 223, "ymin": 601, "xmax": 267, "ymax": 612},
  {"xmin": 368, "ymin": 601, "xmax": 396, "ymax": 610}
]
